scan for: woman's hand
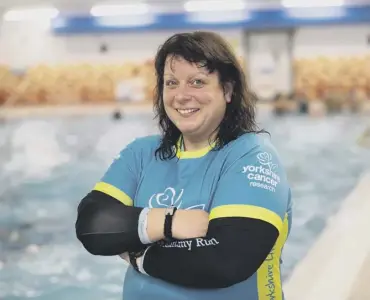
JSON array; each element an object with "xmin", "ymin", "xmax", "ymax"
[
  {"xmin": 172, "ymin": 209, "xmax": 209, "ymax": 240},
  {"xmin": 119, "ymin": 252, "xmax": 130, "ymax": 263}
]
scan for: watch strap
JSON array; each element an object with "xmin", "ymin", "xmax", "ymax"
[{"xmin": 164, "ymin": 206, "xmax": 177, "ymax": 242}]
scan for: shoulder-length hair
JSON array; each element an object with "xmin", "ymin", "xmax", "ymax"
[{"xmin": 153, "ymin": 31, "xmax": 263, "ymax": 160}]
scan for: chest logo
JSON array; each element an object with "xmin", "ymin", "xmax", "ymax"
[{"xmin": 148, "ymin": 187, "xmax": 205, "ymax": 210}]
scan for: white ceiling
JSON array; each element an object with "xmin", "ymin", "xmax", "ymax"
[
  {"xmin": 0, "ymin": 0, "xmax": 368, "ymax": 12},
  {"xmin": 0, "ymin": 0, "xmax": 282, "ymax": 10}
]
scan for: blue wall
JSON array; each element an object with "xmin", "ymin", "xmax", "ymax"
[{"xmin": 51, "ymin": 5, "xmax": 370, "ymax": 34}]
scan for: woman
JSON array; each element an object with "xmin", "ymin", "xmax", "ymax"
[{"xmin": 75, "ymin": 31, "xmax": 293, "ymax": 300}]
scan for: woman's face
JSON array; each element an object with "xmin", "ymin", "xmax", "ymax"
[{"xmin": 162, "ymin": 56, "xmax": 231, "ymax": 142}]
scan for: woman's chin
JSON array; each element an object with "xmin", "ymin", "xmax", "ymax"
[{"xmin": 177, "ymin": 125, "xmax": 200, "ymax": 136}]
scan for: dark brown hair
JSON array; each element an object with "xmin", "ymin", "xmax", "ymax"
[{"xmin": 153, "ymin": 31, "xmax": 263, "ymax": 160}]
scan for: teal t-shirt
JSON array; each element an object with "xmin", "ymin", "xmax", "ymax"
[{"xmin": 94, "ymin": 133, "xmax": 292, "ymax": 300}]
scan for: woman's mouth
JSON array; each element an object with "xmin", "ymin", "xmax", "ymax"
[{"xmin": 176, "ymin": 108, "xmax": 200, "ymax": 117}]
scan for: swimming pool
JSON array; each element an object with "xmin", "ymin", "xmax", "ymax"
[{"xmin": 1, "ymin": 112, "xmax": 369, "ymax": 300}]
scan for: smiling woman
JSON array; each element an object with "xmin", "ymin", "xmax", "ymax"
[
  {"xmin": 162, "ymin": 56, "xmax": 231, "ymax": 148},
  {"xmin": 75, "ymin": 31, "xmax": 293, "ymax": 300},
  {"xmin": 153, "ymin": 32, "xmax": 259, "ymax": 159}
]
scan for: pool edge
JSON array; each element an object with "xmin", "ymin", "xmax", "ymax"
[{"xmin": 284, "ymin": 171, "xmax": 370, "ymax": 300}]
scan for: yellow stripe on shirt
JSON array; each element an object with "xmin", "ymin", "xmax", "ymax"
[
  {"xmin": 257, "ymin": 214, "xmax": 289, "ymax": 300},
  {"xmin": 209, "ymin": 204, "xmax": 283, "ymax": 233},
  {"xmin": 93, "ymin": 182, "xmax": 133, "ymax": 206}
]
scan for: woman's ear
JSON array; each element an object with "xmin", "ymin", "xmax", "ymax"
[{"xmin": 224, "ymin": 82, "xmax": 233, "ymax": 103}]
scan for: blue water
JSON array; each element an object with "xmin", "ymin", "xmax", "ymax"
[{"xmin": 0, "ymin": 112, "xmax": 369, "ymax": 300}]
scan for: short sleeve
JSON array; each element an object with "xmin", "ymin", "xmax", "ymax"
[
  {"xmin": 209, "ymin": 145, "xmax": 290, "ymax": 233},
  {"xmin": 93, "ymin": 142, "xmax": 140, "ymax": 207}
]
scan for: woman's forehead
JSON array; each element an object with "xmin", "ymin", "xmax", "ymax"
[{"xmin": 164, "ymin": 56, "xmax": 208, "ymax": 74}]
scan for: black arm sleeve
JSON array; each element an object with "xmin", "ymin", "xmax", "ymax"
[
  {"xmin": 75, "ymin": 190, "xmax": 145, "ymax": 255},
  {"xmin": 143, "ymin": 217, "xmax": 278, "ymax": 289}
]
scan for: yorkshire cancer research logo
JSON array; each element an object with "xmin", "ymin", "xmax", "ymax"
[
  {"xmin": 148, "ymin": 187, "xmax": 205, "ymax": 210},
  {"xmin": 242, "ymin": 152, "xmax": 280, "ymax": 192},
  {"xmin": 257, "ymin": 152, "xmax": 278, "ymax": 172}
]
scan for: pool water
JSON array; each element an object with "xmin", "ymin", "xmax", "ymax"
[{"xmin": 0, "ymin": 112, "xmax": 369, "ymax": 300}]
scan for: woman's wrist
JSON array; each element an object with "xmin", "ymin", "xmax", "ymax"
[
  {"xmin": 136, "ymin": 247, "xmax": 150, "ymax": 275},
  {"xmin": 146, "ymin": 208, "xmax": 167, "ymax": 242}
]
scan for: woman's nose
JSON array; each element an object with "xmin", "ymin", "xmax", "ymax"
[{"xmin": 174, "ymin": 89, "xmax": 192, "ymax": 103}]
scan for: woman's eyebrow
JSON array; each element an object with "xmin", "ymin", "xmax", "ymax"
[{"xmin": 164, "ymin": 71, "xmax": 209, "ymax": 78}]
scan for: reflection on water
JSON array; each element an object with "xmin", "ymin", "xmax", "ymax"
[{"xmin": 0, "ymin": 112, "xmax": 369, "ymax": 299}]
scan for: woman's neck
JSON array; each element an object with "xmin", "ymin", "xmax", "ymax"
[{"xmin": 182, "ymin": 133, "xmax": 216, "ymax": 151}]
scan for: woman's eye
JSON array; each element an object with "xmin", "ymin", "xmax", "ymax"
[
  {"xmin": 165, "ymin": 80, "xmax": 177, "ymax": 87},
  {"xmin": 191, "ymin": 79, "xmax": 204, "ymax": 87}
]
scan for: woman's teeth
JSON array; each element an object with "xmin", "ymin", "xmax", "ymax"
[{"xmin": 177, "ymin": 109, "xmax": 199, "ymax": 115}]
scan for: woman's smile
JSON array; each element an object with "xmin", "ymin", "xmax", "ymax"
[{"xmin": 176, "ymin": 108, "xmax": 200, "ymax": 117}]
